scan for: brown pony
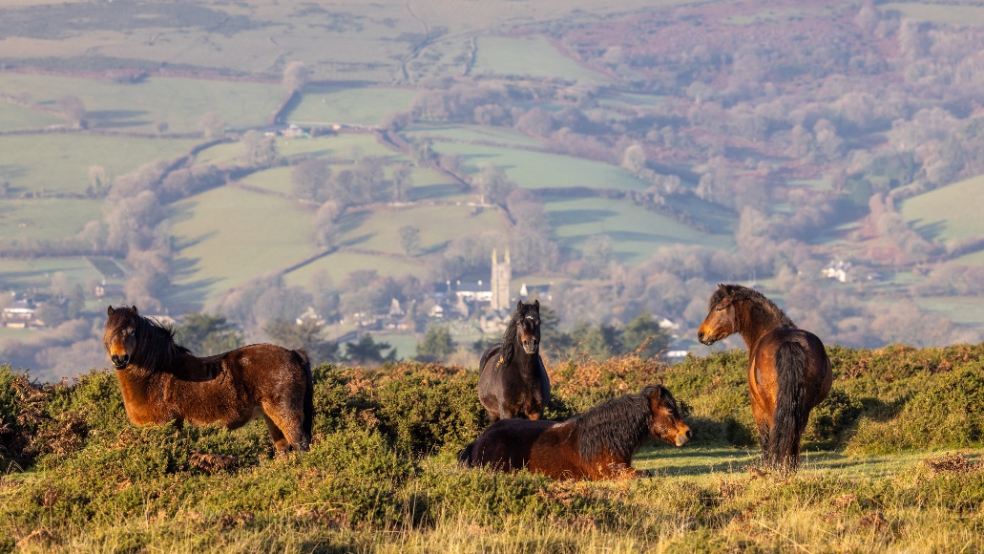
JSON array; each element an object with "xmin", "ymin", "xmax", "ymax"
[
  {"xmin": 103, "ymin": 306, "xmax": 313, "ymax": 453},
  {"xmin": 458, "ymin": 385, "xmax": 691, "ymax": 480},
  {"xmin": 478, "ymin": 300, "xmax": 550, "ymax": 421},
  {"xmin": 697, "ymin": 284, "xmax": 832, "ymax": 469}
]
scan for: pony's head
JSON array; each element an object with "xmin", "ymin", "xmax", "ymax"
[
  {"xmin": 104, "ymin": 305, "xmax": 140, "ymax": 369},
  {"xmin": 643, "ymin": 385, "xmax": 691, "ymax": 447},
  {"xmin": 697, "ymin": 284, "xmax": 740, "ymax": 345},
  {"xmin": 514, "ymin": 300, "xmax": 540, "ymax": 355}
]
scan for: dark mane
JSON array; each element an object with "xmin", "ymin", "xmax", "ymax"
[
  {"xmin": 108, "ymin": 309, "xmax": 191, "ymax": 374},
  {"xmin": 576, "ymin": 391, "xmax": 654, "ymax": 460},
  {"xmin": 712, "ymin": 284, "xmax": 795, "ymax": 328},
  {"xmin": 496, "ymin": 304, "xmax": 527, "ymax": 367}
]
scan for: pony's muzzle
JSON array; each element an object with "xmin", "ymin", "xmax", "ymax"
[
  {"xmin": 675, "ymin": 428, "xmax": 692, "ymax": 447},
  {"xmin": 111, "ymin": 354, "xmax": 130, "ymax": 369},
  {"xmin": 522, "ymin": 340, "xmax": 539, "ymax": 354}
]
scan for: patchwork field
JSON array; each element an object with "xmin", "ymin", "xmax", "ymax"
[
  {"xmin": 0, "ymin": 256, "xmax": 104, "ymax": 292},
  {"xmin": 0, "ymin": 198, "xmax": 101, "ymax": 243},
  {"xmin": 545, "ymin": 197, "xmax": 733, "ymax": 262},
  {"xmin": 901, "ymin": 174, "xmax": 984, "ymax": 243},
  {"xmin": 288, "ymin": 85, "xmax": 416, "ymax": 127},
  {"xmin": 881, "ymin": 2, "xmax": 984, "ymax": 26},
  {"xmin": 0, "ymin": 73, "xmax": 284, "ymax": 134},
  {"xmin": 402, "ymin": 123, "xmax": 546, "ymax": 149},
  {"xmin": 0, "ymin": 134, "xmax": 198, "ymax": 195},
  {"xmin": 473, "ymin": 35, "xmax": 607, "ymax": 82},
  {"xmin": 428, "ymin": 141, "xmax": 647, "ymax": 191},
  {"xmin": 0, "ymin": 101, "xmax": 63, "ymax": 131},
  {"xmin": 338, "ymin": 204, "xmax": 509, "ymax": 256},
  {"xmin": 283, "ymin": 250, "xmax": 429, "ymax": 286},
  {"xmin": 193, "ymin": 133, "xmax": 396, "ymax": 166},
  {"xmin": 167, "ymin": 186, "xmax": 317, "ymax": 308}
]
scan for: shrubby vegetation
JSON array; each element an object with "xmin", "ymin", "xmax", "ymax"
[{"xmin": 1, "ymin": 344, "xmax": 982, "ymax": 551}]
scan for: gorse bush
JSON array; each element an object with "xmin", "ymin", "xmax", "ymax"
[{"xmin": 1, "ymin": 345, "xmax": 983, "ymax": 551}]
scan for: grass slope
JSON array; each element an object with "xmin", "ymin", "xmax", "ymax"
[
  {"xmin": 473, "ymin": 35, "xmax": 607, "ymax": 82},
  {"xmin": 168, "ymin": 186, "xmax": 317, "ymax": 308},
  {"xmin": 546, "ymin": 197, "xmax": 733, "ymax": 262},
  {"xmin": 1, "ymin": 345, "xmax": 983, "ymax": 552},
  {"xmin": 430, "ymin": 141, "xmax": 647, "ymax": 191},
  {"xmin": 0, "ymin": 74, "xmax": 284, "ymax": 134},
  {"xmin": 289, "ymin": 86, "xmax": 416, "ymax": 127},
  {"xmin": 0, "ymin": 134, "xmax": 198, "ymax": 195},
  {"xmin": 0, "ymin": 198, "xmax": 101, "ymax": 243},
  {"xmin": 902, "ymin": 174, "xmax": 984, "ymax": 243}
]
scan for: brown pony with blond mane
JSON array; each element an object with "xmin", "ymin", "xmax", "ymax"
[
  {"xmin": 458, "ymin": 385, "xmax": 691, "ymax": 480},
  {"xmin": 698, "ymin": 284, "xmax": 832, "ymax": 469},
  {"xmin": 103, "ymin": 305, "xmax": 313, "ymax": 453}
]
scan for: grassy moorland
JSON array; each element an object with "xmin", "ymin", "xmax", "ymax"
[{"xmin": 1, "ymin": 344, "xmax": 982, "ymax": 552}]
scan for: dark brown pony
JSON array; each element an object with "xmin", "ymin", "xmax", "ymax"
[
  {"xmin": 697, "ymin": 284, "xmax": 832, "ymax": 469},
  {"xmin": 478, "ymin": 300, "xmax": 550, "ymax": 421},
  {"xmin": 459, "ymin": 385, "xmax": 691, "ymax": 480},
  {"xmin": 103, "ymin": 306, "xmax": 313, "ymax": 453}
]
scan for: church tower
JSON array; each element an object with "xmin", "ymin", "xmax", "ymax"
[{"xmin": 490, "ymin": 248, "xmax": 511, "ymax": 312}]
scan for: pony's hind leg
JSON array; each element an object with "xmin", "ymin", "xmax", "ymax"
[
  {"xmin": 262, "ymin": 414, "xmax": 291, "ymax": 454},
  {"xmin": 262, "ymin": 402, "xmax": 309, "ymax": 453}
]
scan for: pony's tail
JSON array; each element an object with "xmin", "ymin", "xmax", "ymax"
[
  {"xmin": 457, "ymin": 441, "xmax": 476, "ymax": 467},
  {"xmin": 768, "ymin": 342, "xmax": 807, "ymax": 469},
  {"xmin": 294, "ymin": 349, "xmax": 314, "ymax": 449}
]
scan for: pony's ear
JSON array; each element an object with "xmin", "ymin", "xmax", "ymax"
[
  {"xmin": 516, "ymin": 300, "xmax": 523, "ymax": 311},
  {"xmin": 131, "ymin": 305, "xmax": 138, "ymax": 314},
  {"xmin": 642, "ymin": 385, "xmax": 662, "ymax": 399},
  {"xmin": 107, "ymin": 305, "xmax": 115, "ymax": 316},
  {"xmin": 533, "ymin": 299, "xmax": 539, "ymax": 311}
]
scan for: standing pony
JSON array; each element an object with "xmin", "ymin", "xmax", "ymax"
[
  {"xmin": 697, "ymin": 284, "xmax": 832, "ymax": 469},
  {"xmin": 478, "ymin": 300, "xmax": 550, "ymax": 421},
  {"xmin": 459, "ymin": 385, "xmax": 691, "ymax": 480},
  {"xmin": 103, "ymin": 305, "xmax": 313, "ymax": 453}
]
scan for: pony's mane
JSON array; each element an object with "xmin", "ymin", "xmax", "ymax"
[
  {"xmin": 497, "ymin": 303, "xmax": 534, "ymax": 366},
  {"xmin": 576, "ymin": 391, "xmax": 654, "ymax": 461},
  {"xmin": 712, "ymin": 284, "xmax": 795, "ymax": 328},
  {"xmin": 108, "ymin": 309, "xmax": 191, "ymax": 374}
]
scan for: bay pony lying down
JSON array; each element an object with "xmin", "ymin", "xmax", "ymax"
[{"xmin": 458, "ymin": 385, "xmax": 691, "ymax": 480}]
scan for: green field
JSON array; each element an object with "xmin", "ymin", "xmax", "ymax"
[
  {"xmin": 914, "ymin": 295, "xmax": 984, "ymax": 326},
  {"xmin": 0, "ymin": 256, "xmax": 104, "ymax": 292},
  {"xmin": 0, "ymin": 101, "xmax": 63, "ymax": 131},
  {"xmin": 951, "ymin": 248, "xmax": 984, "ymax": 267},
  {"xmin": 902, "ymin": 174, "xmax": 984, "ymax": 243},
  {"xmin": 338, "ymin": 204, "xmax": 509, "ymax": 256},
  {"xmin": 473, "ymin": 35, "xmax": 607, "ymax": 82},
  {"xmin": 401, "ymin": 123, "xmax": 545, "ymax": 149},
  {"xmin": 283, "ymin": 250, "xmax": 429, "ymax": 286},
  {"xmin": 546, "ymin": 197, "xmax": 733, "ymax": 262},
  {"xmin": 429, "ymin": 141, "xmax": 647, "ymax": 191},
  {"xmin": 289, "ymin": 86, "xmax": 417, "ymax": 127},
  {"xmin": 0, "ymin": 198, "xmax": 101, "ymax": 243},
  {"xmin": 882, "ymin": 2, "xmax": 984, "ymax": 26},
  {"xmin": 194, "ymin": 133, "xmax": 397, "ymax": 166},
  {"xmin": 0, "ymin": 73, "xmax": 284, "ymax": 134},
  {"xmin": 403, "ymin": 166, "xmax": 471, "ymax": 201},
  {"xmin": 168, "ymin": 186, "xmax": 317, "ymax": 308},
  {"xmin": 0, "ymin": 134, "xmax": 198, "ymax": 195}
]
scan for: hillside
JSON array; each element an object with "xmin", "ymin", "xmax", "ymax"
[
  {"xmin": 2, "ymin": 0, "xmax": 984, "ymax": 379},
  {"xmin": 1, "ymin": 345, "xmax": 982, "ymax": 551}
]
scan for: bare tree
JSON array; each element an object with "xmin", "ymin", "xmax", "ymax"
[
  {"xmin": 59, "ymin": 95, "xmax": 86, "ymax": 128},
  {"xmin": 200, "ymin": 112, "xmax": 226, "ymax": 139},
  {"xmin": 400, "ymin": 225, "xmax": 421, "ymax": 256},
  {"xmin": 282, "ymin": 60, "xmax": 311, "ymax": 93}
]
